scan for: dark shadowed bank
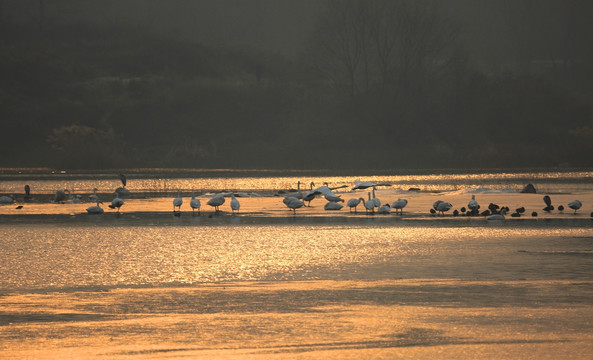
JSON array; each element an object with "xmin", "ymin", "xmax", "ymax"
[{"xmin": 1, "ymin": 0, "xmax": 593, "ymax": 170}]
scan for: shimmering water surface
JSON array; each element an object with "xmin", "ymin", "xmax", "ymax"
[
  {"xmin": 2, "ymin": 168, "xmax": 593, "ymax": 195},
  {"xmin": 2, "ymin": 169, "xmax": 593, "ymax": 359}
]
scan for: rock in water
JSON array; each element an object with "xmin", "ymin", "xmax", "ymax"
[{"xmin": 520, "ymin": 184, "xmax": 537, "ymax": 193}]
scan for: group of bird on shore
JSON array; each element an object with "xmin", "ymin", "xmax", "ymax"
[{"xmin": 0, "ymin": 176, "xmax": 590, "ymax": 219}]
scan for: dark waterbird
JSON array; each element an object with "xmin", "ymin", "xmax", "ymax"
[
  {"xmin": 543, "ymin": 195, "xmax": 554, "ymax": 212},
  {"xmin": 24, "ymin": 185, "xmax": 31, "ymax": 201}
]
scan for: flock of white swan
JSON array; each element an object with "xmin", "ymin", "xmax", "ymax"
[{"xmin": 0, "ymin": 176, "xmax": 590, "ymax": 220}]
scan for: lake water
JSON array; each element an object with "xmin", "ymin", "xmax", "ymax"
[{"xmin": 1, "ymin": 169, "xmax": 593, "ymax": 359}]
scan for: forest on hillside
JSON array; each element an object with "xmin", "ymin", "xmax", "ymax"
[{"xmin": 1, "ymin": 0, "xmax": 593, "ymax": 170}]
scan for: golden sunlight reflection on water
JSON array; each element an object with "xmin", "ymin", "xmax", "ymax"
[
  {"xmin": 1, "ymin": 170, "xmax": 593, "ymax": 194},
  {"xmin": 2, "ymin": 223, "xmax": 591, "ymax": 290}
]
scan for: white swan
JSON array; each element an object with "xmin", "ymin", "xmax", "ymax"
[
  {"xmin": 86, "ymin": 201, "xmax": 104, "ymax": 214},
  {"xmin": 352, "ymin": 180, "xmax": 377, "ymax": 190},
  {"xmin": 433, "ymin": 200, "xmax": 452, "ymax": 216},
  {"xmin": 468, "ymin": 195, "xmax": 480, "ymax": 214},
  {"xmin": 302, "ymin": 182, "xmax": 316, "ymax": 206},
  {"xmin": 230, "ymin": 194, "xmax": 240, "ymax": 213},
  {"xmin": 371, "ymin": 187, "xmax": 380, "ymax": 208},
  {"xmin": 363, "ymin": 193, "xmax": 375, "ymax": 214},
  {"xmin": 391, "ymin": 198, "xmax": 408, "ymax": 215},
  {"xmin": 323, "ymin": 192, "xmax": 344, "ymax": 203},
  {"xmin": 285, "ymin": 181, "xmax": 303, "ymax": 200},
  {"xmin": 89, "ymin": 188, "xmax": 99, "ymax": 202},
  {"xmin": 207, "ymin": 193, "xmax": 225, "ymax": 212},
  {"xmin": 347, "ymin": 197, "xmax": 363, "ymax": 213},
  {"xmin": 377, "ymin": 203, "xmax": 391, "ymax": 214},
  {"xmin": 352, "ymin": 180, "xmax": 390, "ymax": 190},
  {"xmin": 284, "ymin": 196, "xmax": 305, "ymax": 214},
  {"xmin": 324, "ymin": 201, "xmax": 343, "ymax": 211},
  {"xmin": 487, "ymin": 208, "xmax": 507, "ymax": 220},
  {"xmin": 568, "ymin": 200, "xmax": 582, "ymax": 214},
  {"xmin": 173, "ymin": 190, "xmax": 183, "ymax": 212},
  {"xmin": 108, "ymin": 191, "xmax": 125, "ymax": 212},
  {"xmin": 190, "ymin": 192, "xmax": 201, "ymax": 214}
]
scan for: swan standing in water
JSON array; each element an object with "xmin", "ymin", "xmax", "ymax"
[
  {"xmin": 468, "ymin": 195, "xmax": 480, "ymax": 215},
  {"xmin": 173, "ymin": 190, "xmax": 183, "ymax": 213},
  {"xmin": 284, "ymin": 196, "xmax": 305, "ymax": 214},
  {"xmin": 86, "ymin": 201, "xmax": 104, "ymax": 214},
  {"xmin": 371, "ymin": 187, "xmax": 381, "ymax": 208},
  {"xmin": 363, "ymin": 193, "xmax": 375, "ymax": 214},
  {"xmin": 190, "ymin": 192, "xmax": 201, "ymax": 215},
  {"xmin": 391, "ymin": 198, "xmax": 408, "ymax": 215},
  {"xmin": 207, "ymin": 193, "xmax": 225, "ymax": 212},
  {"xmin": 230, "ymin": 194, "xmax": 240, "ymax": 213},
  {"xmin": 433, "ymin": 200, "xmax": 452, "ymax": 216},
  {"xmin": 302, "ymin": 182, "xmax": 316, "ymax": 206},
  {"xmin": 115, "ymin": 174, "xmax": 131, "ymax": 197},
  {"xmin": 568, "ymin": 200, "xmax": 582, "ymax": 214},
  {"xmin": 108, "ymin": 191, "xmax": 125, "ymax": 212},
  {"xmin": 347, "ymin": 197, "xmax": 363, "ymax": 213}
]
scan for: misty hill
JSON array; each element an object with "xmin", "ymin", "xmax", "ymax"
[{"xmin": 1, "ymin": 1, "xmax": 593, "ymax": 170}]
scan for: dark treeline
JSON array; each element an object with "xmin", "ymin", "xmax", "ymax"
[{"xmin": 1, "ymin": 0, "xmax": 592, "ymax": 170}]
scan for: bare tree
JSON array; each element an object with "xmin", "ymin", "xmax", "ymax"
[{"xmin": 309, "ymin": 0, "xmax": 456, "ymax": 100}]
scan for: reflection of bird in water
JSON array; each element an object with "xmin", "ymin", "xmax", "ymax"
[
  {"xmin": 391, "ymin": 198, "xmax": 408, "ymax": 215},
  {"xmin": 230, "ymin": 194, "xmax": 240, "ymax": 213},
  {"xmin": 190, "ymin": 192, "xmax": 201, "ymax": 215},
  {"xmin": 207, "ymin": 193, "xmax": 225, "ymax": 212},
  {"xmin": 86, "ymin": 201, "xmax": 104, "ymax": 214},
  {"xmin": 324, "ymin": 201, "xmax": 343, "ymax": 211},
  {"xmin": 347, "ymin": 197, "xmax": 363, "ymax": 213},
  {"xmin": 173, "ymin": 190, "xmax": 183, "ymax": 213},
  {"xmin": 567, "ymin": 200, "xmax": 582, "ymax": 214},
  {"xmin": 108, "ymin": 191, "xmax": 124, "ymax": 212},
  {"xmin": 54, "ymin": 190, "xmax": 67, "ymax": 203}
]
